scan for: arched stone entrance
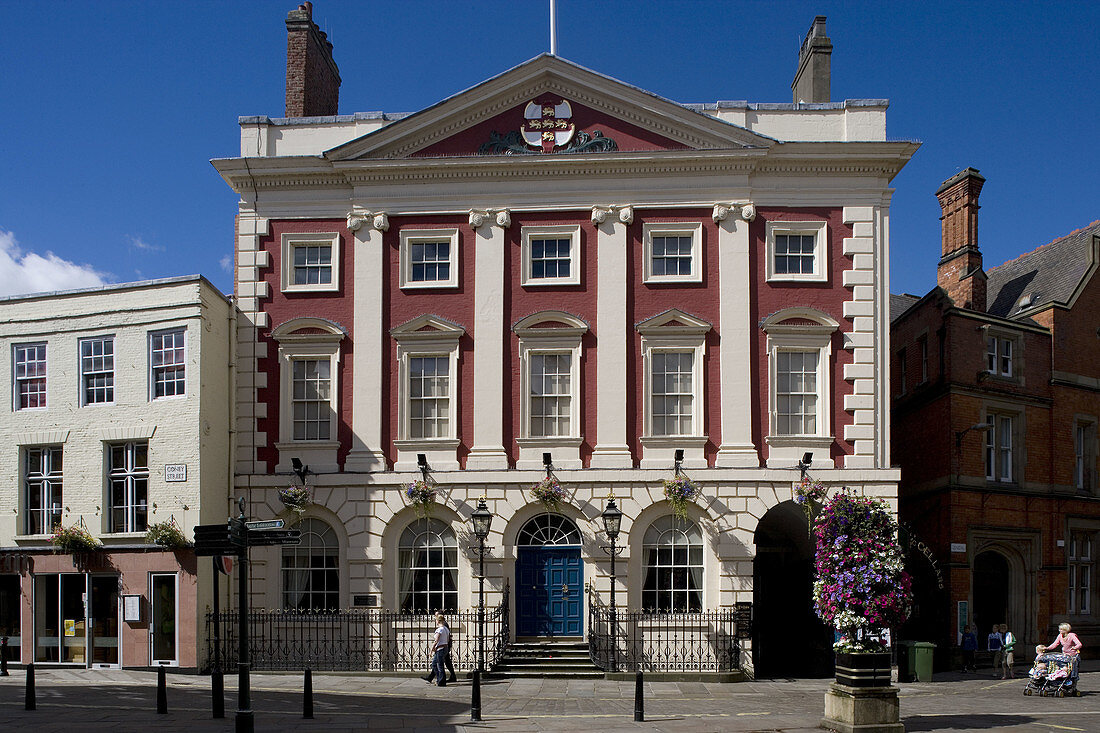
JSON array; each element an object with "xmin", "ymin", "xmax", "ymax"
[
  {"xmin": 753, "ymin": 501, "xmax": 832, "ymax": 677},
  {"xmin": 973, "ymin": 550, "xmax": 1010, "ymax": 647}
]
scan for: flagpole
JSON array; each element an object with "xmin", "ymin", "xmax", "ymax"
[{"xmin": 549, "ymin": 0, "xmax": 557, "ymax": 55}]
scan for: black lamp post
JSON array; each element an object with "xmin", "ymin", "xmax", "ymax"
[
  {"xmin": 601, "ymin": 497, "xmax": 623, "ymax": 672},
  {"xmin": 470, "ymin": 499, "xmax": 493, "ymax": 674}
]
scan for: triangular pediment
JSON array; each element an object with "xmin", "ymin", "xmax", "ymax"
[
  {"xmin": 326, "ymin": 55, "xmax": 774, "ymax": 161},
  {"xmin": 390, "ymin": 314, "xmax": 466, "ymax": 341},
  {"xmin": 636, "ymin": 308, "xmax": 712, "ymax": 335}
]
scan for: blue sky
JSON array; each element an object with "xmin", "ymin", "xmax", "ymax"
[{"xmin": 1, "ymin": 1, "xmax": 1097, "ymax": 300}]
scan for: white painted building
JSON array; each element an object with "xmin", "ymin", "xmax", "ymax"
[{"xmin": 0, "ymin": 276, "xmax": 233, "ymax": 669}]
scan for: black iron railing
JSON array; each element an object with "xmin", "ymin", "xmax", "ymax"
[
  {"xmin": 206, "ymin": 582, "xmax": 509, "ymax": 672},
  {"xmin": 587, "ymin": 587, "xmax": 741, "ymax": 673}
]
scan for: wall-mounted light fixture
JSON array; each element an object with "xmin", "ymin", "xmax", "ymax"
[
  {"xmin": 417, "ymin": 453, "xmax": 430, "ymax": 482},
  {"xmin": 291, "ymin": 457, "xmax": 311, "ymax": 484},
  {"xmin": 955, "ymin": 422, "xmax": 992, "ymax": 448},
  {"xmin": 798, "ymin": 452, "xmax": 814, "ymax": 478},
  {"xmin": 673, "ymin": 449, "xmax": 684, "ymax": 476},
  {"xmin": 542, "ymin": 452, "xmax": 553, "ymax": 478}
]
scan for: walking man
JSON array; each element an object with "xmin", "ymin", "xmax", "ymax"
[
  {"xmin": 429, "ymin": 613, "xmax": 451, "ymax": 687},
  {"xmin": 988, "ymin": 624, "xmax": 1004, "ymax": 677}
]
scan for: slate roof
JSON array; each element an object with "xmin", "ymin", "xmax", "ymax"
[
  {"xmin": 890, "ymin": 293, "xmax": 920, "ymax": 323},
  {"xmin": 985, "ymin": 221, "xmax": 1100, "ymax": 318}
]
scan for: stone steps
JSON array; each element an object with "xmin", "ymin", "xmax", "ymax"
[{"xmin": 491, "ymin": 639, "xmax": 604, "ymax": 679}]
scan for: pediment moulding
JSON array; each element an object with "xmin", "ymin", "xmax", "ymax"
[
  {"xmin": 635, "ymin": 308, "xmax": 713, "ymax": 336},
  {"xmin": 759, "ymin": 307, "xmax": 840, "ymax": 336},
  {"xmin": 512, "ymin": 310, "xmax": 590, "ymax": 338},
  {"xmin": 389, "ymin": 313, "xmax": 466, "ymax": 341},
  {"xmin": 271, "ymin": 316, "xmax": 348, "ymax": 342}
]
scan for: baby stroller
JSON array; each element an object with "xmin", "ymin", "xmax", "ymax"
[{"xmin": 1024, "ymin": 653, "xmax": 1080, "ymax": 697}]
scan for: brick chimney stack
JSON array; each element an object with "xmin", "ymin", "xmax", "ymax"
[
  {"xmin": 791, "ymin": 16, "xmax": 832, "ymax": 103},
  {"xmin": 285, "ymin": 2, "xmax": 341, "ymax": 118},
  {"xmin": 936, "ymin": 167, "xmax": 987, "ymax": 311}
]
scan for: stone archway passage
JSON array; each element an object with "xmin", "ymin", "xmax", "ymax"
[
  {"xmin": 753, "ymin": 501, "xmax": 833, "ymax": 678},
  {"xmin": 973, "ymin": 550, "xmax": 1010, "ymax": 649}
]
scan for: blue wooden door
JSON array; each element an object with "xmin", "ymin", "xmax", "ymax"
[{"xmin": 516, "ymin": 547, "xmax": 583, "ymax": 636}]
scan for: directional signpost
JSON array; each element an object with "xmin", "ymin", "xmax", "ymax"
[{"xmin": 194, "ymin": 499, "xmax": 300, "ymax": 733}]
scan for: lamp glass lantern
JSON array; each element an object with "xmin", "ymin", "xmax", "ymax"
[
  {"xmin": 601, "ymin": 498, "xmax": 622, "ymax": 540},
  {"xmin": 471, "ymin": 499, "xmax": 493, "ymax": 540}
]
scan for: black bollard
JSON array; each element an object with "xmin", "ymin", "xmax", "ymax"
[
  {"xmin": 25, "ymin": 663, "xmax": 35, "ymax": 711},
  {"xmin": 1, "ymin": 636, "xmax": 8, "ymax": 676},
  {"xmin": 633, "ymin": 670, "xmax": 644, "ymax": 722},
  {"xmin": 470, "ymin": 669, "xmax": 482, "ymax": 721},
  {"xmin": 212, "ymin": 668, "xmax": 224, "ymax": 719},
  {"xmin": 303, "ymin": 668, "xmax": 313, "ymax": 719},
  {"xmin": 157, "ymin": 665, "xmax": 168, "ymax": 714}
]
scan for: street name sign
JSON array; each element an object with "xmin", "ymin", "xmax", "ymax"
[{"xmin": 244, "ymin": 519, "xmax": 284, "ymax": 530}]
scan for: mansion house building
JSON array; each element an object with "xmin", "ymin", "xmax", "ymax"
[{"xmin": 214, "ymin": 8, "xmax": 917, "ymax": 675}]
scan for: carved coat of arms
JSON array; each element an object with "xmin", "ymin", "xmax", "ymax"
[{"xmin": 520, "ymin": 100, "xmax": 575, "ymax": 153}]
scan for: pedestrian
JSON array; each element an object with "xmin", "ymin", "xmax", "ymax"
[
  {"xmin": 1001, "ymin": 624, "xmax": 1016, "ymax": 679},
  {"xmin": 1044, "ymin": 622, "xmax": 1082, "ymax": 656},
  {"xmin": 961, "ymin": 624, "xmax": 977, "ymax": 673},
  {"xmin": 987, "ymin": 624, "xmax": 1004, "ymax": 677},
  {"xmin": 428, "ymin": 613, "xmax": 451, "ymax": 687},
  {"xmin": 422, "ymin": 612, "xmax": 457, "ymax": 684}
]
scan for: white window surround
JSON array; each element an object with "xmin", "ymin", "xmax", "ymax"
[
  {"xmin": 272, "ymin": 317, "xmax": 345, "ymax": 474},
  {"xmin": 980, "ymin": 325, "xmax": 1022, "ymax": 382},
  {"xmin": 765, "ymin": 219, "xmax": 828, "ymax": 282},
  {"xmin": 399, "ymin": 228, "xmax": 459, "ymax": 289},
  {"xmin": 513, "ymin": 311, "xmax": 588, "ymax": 470},
  {"xmin": 391, "ymin": 314, "xmax": 465, "ymax": 471},
  {"xmin": 762, "ymin": 307, "xmax": 838, "ymax": 468},
  {"xmin": 281, "ymin": 232, "xmax": 340, "ymax": 293},
  {"xmin": 637, "ymin": 309, "xmax": 711, "ymax": 469},
  {"xmin": 642, "ymin": 222, "xmax": 703, "ymax": 284},
  {"xmin": 521, "ymin": 225, "xmax": 581, "ymax": 287}
]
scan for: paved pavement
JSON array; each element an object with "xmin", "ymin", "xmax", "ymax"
[{"xmin": 1, "ymin": 664, "xmax": 1098, "ymax": 732}]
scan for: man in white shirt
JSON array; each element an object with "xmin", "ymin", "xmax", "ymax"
[
  {"xmin": 430, "ymin": 613, "xmax": 451, "ymax": 687},
  {"xmin": 987, "ymin": 625, "xmax": 1004, "ymax": 677}
]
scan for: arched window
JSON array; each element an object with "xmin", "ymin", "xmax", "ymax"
[
  {"xmin": 642, "ymin": 516, "xmax": 703, "ymax": 612},
  {"xmin": 517, "ymin": 513, "xmax": 581, "ymax": 546},
  {"xmin": 282, "ymin": 518, "xmax": 339, "ymax": 610},
  {"xmin": 398, "ymin": 518, "xmax": 458, "ymax": 613}
]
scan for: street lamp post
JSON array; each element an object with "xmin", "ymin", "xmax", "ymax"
[
  {"xmin": 470, "ymin": 499, "xmax": 494, "ymax": 673},
  {"xmin": 601, "ymin": 497, "xmax": 623, "ymax": 673}
]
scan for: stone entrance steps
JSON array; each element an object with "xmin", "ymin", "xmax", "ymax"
[{"xmin": 492, "ymin": 638, "xmax": 603, "ymax": 679}]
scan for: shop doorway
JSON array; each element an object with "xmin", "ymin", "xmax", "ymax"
[
  {"xmin": 515, "ymin": 514, "xmax": 583, "ymax": 637},
  {"xmin": 89, "ymin": 576, "xmax": 120, "ymax": 667},
  {"xmin": 151, "ymin": 573, "xmax": 178, "ymax": 665},
  {"xmin": 753, "ymin": 501, "xmax": 833, "ymax": 678},
  {"xmin": 973, "ymin": 551, "xmax": 1010, "ymax": 648}
]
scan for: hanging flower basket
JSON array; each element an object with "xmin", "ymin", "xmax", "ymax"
[
  {"xmin": 530, "ymin": 477, "xmax": 566, "ymax": 511},
  {"xmin": 50, "ymin": 523, "xmax": 102, "ymax": 553},
  {"xmin": 279, "ymin": 485, "xmax": 313, "ymax": 515},
  {"xmin": 404, "ymin": 480, "xmax": 437, "ymax": 517},
  {"xmin": 145, "ymin": 518, "xmax": 191, "ymax": 549},
  {"xmin": 662, "ymin": 477, "xmax": 700, "ymax": 521},
  {"xmin": 794, "ymin": 476, "xmax": 829, "ymax": 531},
  {"xmin": 812, "ymin": 492, "xmax": 912, "ymax": 656}
]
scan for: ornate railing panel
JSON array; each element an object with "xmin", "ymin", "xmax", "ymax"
[
  {"xmin": 206, "ymin": 582, "xmax": 509, "ymax": 673},
  {"xmin": 587, "ymin": 587, "xmax": 741, "ymax": 673}
]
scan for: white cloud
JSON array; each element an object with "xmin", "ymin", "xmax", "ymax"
[
  {"xmin": 128, "ymin": 235, "xmax": 165, "ymax": 253},
  {"xmin": 0, "ymin": 229, "xmax": 110, "ymax": 297},
  {"xmin": 220, "ymin": 254, "xmax": 233, "ymax": 273}
]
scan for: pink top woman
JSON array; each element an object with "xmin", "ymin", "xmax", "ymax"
[{"xmin": 1045, "ymin": 623, "xmax": 1083, "ymax": 655}]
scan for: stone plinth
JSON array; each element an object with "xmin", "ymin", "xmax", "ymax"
[{"xmin": 822, "ymin": 682, "xmax": 904, "ymax": 733}]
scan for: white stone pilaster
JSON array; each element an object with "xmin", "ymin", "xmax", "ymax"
[
  {"xmin": 590, "ymin": 216, "xmax": 633, "ymax": 468},
  {"xmin": 465, "ymin": 215, "xmax": 509, "ymax": 469},
  {"xmin": 345, "ymin": 218, "xmax": 388, "ymax": 471},
  {"xmin": 235, "ymin": 210, "xmax": 268, "ymax": 474},
  {"xmin": 841, "ymin": 205, "xmax": 882, "ymax": 469},
  {"xmin": 715, "ymin": 212, "xmax": 759, "ymax": 466}
]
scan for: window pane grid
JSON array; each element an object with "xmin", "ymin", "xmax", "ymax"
[
  {"xmin": 530, "ymin": 238, "xmax": 571, "ymax": 279},
  {"xmin": 292, "ymin": 359, "xmax": 331, "ymax": 441},
  {"xmin": 652, "ymin": 351, "xmax": 693, "ymax": 436},
  {"xmin": 774, "ymin": 234, "xmax": 815, "ymax": 275},
  {"xmin": 642, "ymin": 516, "xmax": 703, "ymax": 612},
  {"xmin": 282, "ymin": 518, "xmax": 339, "ymax": 610},
  {"xmin": 651, "ymin": 235, "xmax": 693, "ymax": 277},
  {"xmin": 151, "ymin": 330, "xmax": 186, "ymax": 398},
  {"xmin": 15, "ymin": 344, "xmax": 47, "ymax": 409},
  {"xmin": 776, "ymin": 350, "xmax": 818, "ymax": 435},
  {"xmin": 109, "ymin": 441, "xmax": 149, "ymax": 532},
  {"xmin": 409, "ymin": 356, "xmax": 449, "ymax": 439},
  {"xmin": 1070, "ymin": 531, "xmax": 1093, "ymax": 615},
  {"xmin": 398, "ymin": 519, "xmax": 458, "ymax": 613},
  {"xmin": 292, "ymin": 244, "xmax": 332, "ymax": 285},
  {"xmin": 81, "ymin": 337, "xmax": 115, "ymax": 404},
  {"xmin": 25, "ymin": 447, "xmax": 63, "ymax": 535},
  {"xmin": 410, "ymin": 241, "xmax": 451, "ymax": 283},
  {"xmin": 530, "ymin": 353, "xmax": 571, "ymax": 437}
]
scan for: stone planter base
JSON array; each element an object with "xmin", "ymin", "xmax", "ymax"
[{"xmin": 822, "ymin": 682, "xmax": 904, "ymax": 733}]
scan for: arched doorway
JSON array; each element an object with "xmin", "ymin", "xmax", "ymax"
[
  {"xmin": 515, "ymin": 514, "xmax": 583, "ymax": 637},
  {"xmin": 753, "ymin": 501, "xmax": 832, "ymax": 677},
  {"xmin": 973, "ymin": 550, "xmax": 1010, "ymax": 648}
]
